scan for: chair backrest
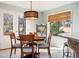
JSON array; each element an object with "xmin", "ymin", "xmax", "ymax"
[
  {"xmin": 9, "ymin": 32, "xmax": 16, "ymax": 47},
  {"xmin": 48, "ymin": 33, "xmax": 52, "ymax": 47},
  {"xmin": 36, "ymin": 24, "xmax": 47, "ymax": 37},
  {"xmin": 19, "ymin": 34, "xmax": 34, "ymax": 58}
]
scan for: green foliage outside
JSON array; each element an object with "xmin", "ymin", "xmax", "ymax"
[{"xmin": 50, "ymin": 22, "xmax": 64, "ymax": 36}]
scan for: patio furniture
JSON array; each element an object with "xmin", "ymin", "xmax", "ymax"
[{"xmin": 63, "ymin": 42, "xmax": 72, "ymax": 58}]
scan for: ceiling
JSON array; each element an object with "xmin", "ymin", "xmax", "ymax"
[{"xmin": 0, "ymin": 1, "xmax": 75, "ymax": 12}]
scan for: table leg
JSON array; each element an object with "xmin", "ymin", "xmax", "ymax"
[{"xmin": 35, "ymin": 41, "xmax": 40, "ymax": 57}]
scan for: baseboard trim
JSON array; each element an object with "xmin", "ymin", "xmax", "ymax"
[{"xmin": 0, "ymin": 48, "xmax": 11, "ymax": 51}]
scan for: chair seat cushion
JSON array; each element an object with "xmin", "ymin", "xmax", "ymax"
[
  {"xmin": 13, "ymin": 43, "xmax": 21, "ymax": 48},
  {"xmin": 23, "ymin": 47, "xmax": 32, "ymax": 52},
  {"xmin": 38, "ymin": 43, "xmax": 48, "ymax": 48},
  {"xmin": 23, "ymin": 46, "xmax": 37, "ymax": 52}
]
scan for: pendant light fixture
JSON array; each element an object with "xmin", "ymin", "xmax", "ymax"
[{"xmin": 24, "ymin": 1, "xmax": 38, "ymax": 20}]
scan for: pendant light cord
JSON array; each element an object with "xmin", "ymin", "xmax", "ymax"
[{"xmin": 30, "ymin": 1, "xmax": 32, "ymax": 11}]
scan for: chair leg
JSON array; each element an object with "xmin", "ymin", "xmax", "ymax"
[
  {"xmin": 63, "ymin": 45, "xmax": 65, "ymax": 58},
  {"xmin": 67, "ymin": 46, "xmax": 69, "ymax": 58},
  {"xmin": 67, "ymin": 46, "xmax": 71, "ymax": 58},
  {"xmin": 14, "ymin": 48, "xmax": 16, "ymax": 54},
  {"xmin": 48, "ymin": 47, "xmax": 51, "ymax": 58},
  {"xmin": 10, "ymin": 48, "xmax": 13, "ymax": 58},
  {"xmin": 21, "ymin": 51, "xmax": 22, "ymax": 58},
  {"xmin": 73, "ymin": 51, "xmax": 75, "ymax": 58},
  {"xmin": 38, "ymin": 48, "xmax": 40, "ymax": 58},
  {"xmin": 21, "ymin": 49, "xmax": 23, "ymax": 58}
]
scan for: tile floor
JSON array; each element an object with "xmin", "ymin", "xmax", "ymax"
[{"xmin": 0, "ymin": 47, "xmax": 63, "ymax": 58}]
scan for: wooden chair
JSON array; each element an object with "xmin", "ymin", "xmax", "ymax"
[
  {"xmin": 19, "ymin": 34, "xmax": 36, "ymax": 58},
  {"xmin": 38, "ymin": 34, "xmax": 52, "ymax": 58},
  {"xmin": 63, "ymin": 42, "xmax": 72, "ymax": 58},
  {"xmin": 9, "ymin": 32, "xmax": 20, "ymax": 57}
]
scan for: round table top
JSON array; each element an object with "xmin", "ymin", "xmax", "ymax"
[{"xmin": 17, "ymin": 36, "xmax": 45, "ymax": 41}]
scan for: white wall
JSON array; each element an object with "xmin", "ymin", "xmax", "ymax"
[
  {"xmin": 42, "ymin": 2, "xmax": 79, "ymax": 48},
  {"xmin": 0, "ymin": 8, "xmax": 23, "ymax": 49},
  {"xmin": 0, "ymin": 6, "xmax": 43, "ymax": 49},
  {"xmin": 26, "ymin": 12, "xmax": 44, "ymax": 34},
  {"xmin": 43, "ymin": 2, "xmax": 79, "ymax": 34}
]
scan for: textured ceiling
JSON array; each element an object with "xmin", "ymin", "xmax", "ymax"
[{"xmin": 0, "ymin": 1, "xmax": 75, "ymax": 12}]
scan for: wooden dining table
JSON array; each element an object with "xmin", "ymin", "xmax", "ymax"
[
  {"xmin": 17, "ymin": 35, "xmax": 45, "ymax": 58},
  {"xmin": 17, "ymin": 35, "xmax": 45, "ymax": 41}
]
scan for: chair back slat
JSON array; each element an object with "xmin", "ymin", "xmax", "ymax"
[
  {"xmin": 19, "ymin": 34, "xmax": 35, "ymax": 58},
  {"xmin": 10, "ymin": 32, "xmax": 16, "ymax": 39},
  {"xmin": 9, "ymin": 32, "xmax": 16, "ymax": 47}
]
